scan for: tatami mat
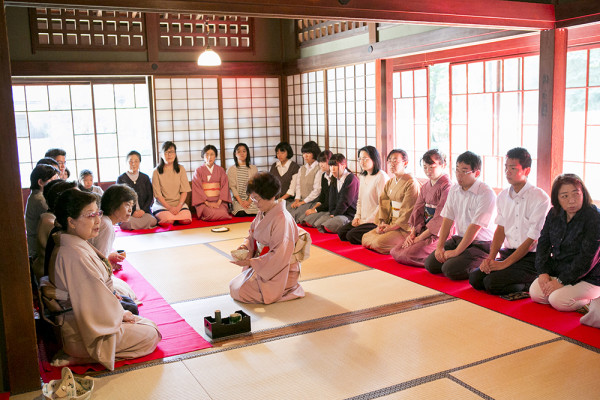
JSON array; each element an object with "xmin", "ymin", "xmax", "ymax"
[
  {"xmin": 376, "ymin": 378, "xmax": 484, "ymax": 399},
  {"xmin": 127, "ymin": 238, "xmax": 372, "ymax": 303},
  {"xmin": 114, "ymin": 223, "xmax": 251, "ymax": 253},
  {"xmin": 126, "ymin": 243, "xmax": 238, "ymax": 302},
  {"xmin": 452, "ymin": 339, "xmax": 600, "ymax": 399},
  {"xmin": 209, "ymin": 237, "xmax": 370, "ymax": 280},
  {"xmin": 90, "ymin": 362, "xmax": 211, "ymax": 400},
  {"xmin": 173, "ymin": 269, "xmax": 439, "ymax": 340},
  {"xmin": 182, "ymin": 300, "xmax": 557, "ymax": 400}
]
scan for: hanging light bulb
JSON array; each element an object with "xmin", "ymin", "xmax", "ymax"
[
  {"xmin": 197, "ymin": 47, "xmax": 221, "ymax": 66},
  {"xmin": 198, "ymin": 22, "xmax": 221, "ymax": 67}
]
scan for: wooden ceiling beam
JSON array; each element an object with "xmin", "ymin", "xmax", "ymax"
[
  {"xmin": 555, "ymin": 0, "xmax": 600, "ymax": 28},
  {"xmin": 6, "ymin": 0, "xmax": 556, "ymax": 30}
]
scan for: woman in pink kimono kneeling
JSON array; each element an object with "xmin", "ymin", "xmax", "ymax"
[
  {"xmin": 192, "ymin": 144, "xmax": 232, "ymax": 221},
  {"xmin": 48, "ymin": 189, "xmax": 161, "ymax": 370},
  {"xmin": 229, "ymin": 172, "xmax": 306, "ymax": 304}
]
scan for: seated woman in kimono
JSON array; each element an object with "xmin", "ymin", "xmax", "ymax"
[
  {"xmin": 151, "ymin": 141, "xmax": 192, "ymax": 227},
  {"xmin": 192, "ymin": 144, "xmax": 232, "ymax": 221},
  {"xmin": 390, "ymin": 149, "xmax": 453, "ymax": 267},
  {"xmin": 48, "ymin": 189, "xmax": 160, "ymax": 370},
  {"xmin": 362, "ymin": 149, "xmax": 420, "ymax": 254},
  {"xmin": 117, "ymin": 150, "xmax": 157, "ymax": 230},
  {"xmin": 229, "ymin": 172, "xmax": 306, "ymax": 304},
  {"xmin": 227, "ymin": 143, "xmax": 259, "ymax": 217},
  {"xmin": 88, "ymin": 184, "xmax": 138, "ymax": 302}
]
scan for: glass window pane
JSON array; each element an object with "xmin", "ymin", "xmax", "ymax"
[
  {"xmin": 564, "ymin": 88, "xmax": 586, "ymax": 162},
  {"xmin": 524, "ymin": 56, "xmax": 540, "ymax": 90},
  {"xmin": 485, "ymin": 60, "xmax": 500, "ymax": 92},
  {"xmin": 414, "ymin": 69, "xmax": 427, "ymax": 97},
  {"xmin": 503, "ymin": 58, "xmax": 521, "ymax": 91},
  {"xmin": 587, "ymin": 87, "xmax": 600, "ymax": 125},
  {"xmin": 566, "ymin": 50, "xmax": 588, "ymax": 88},
  {"xmin": 70, "ymin": 85, "xmax": 92, "ymax": 109},
  {"xmin": 48, "ymin": 85, "xmax": 71, "ymax": 110},
  {"xmin": 467, "ymin": 62, "xmax": 484, "ymax": 93},
  {"xmin": 114, "ymin": 84, "xmax": 135, "ymax": 108},
  {"xmin": 13, "ymin": 86, "xmax": 26, "ymax": 111},
  {"xmin": 452, "ymin": 64, "xmax": 467, "ymax": 95},
  {"xmin": 585, "ymin": 126, "xmax": 600, "ymax": 164},
  {"xmin": 95, "ymin": 109, "xmax": 116, "ymax": 133},
  {"xmin": 401, "ymin": 71, "xmax": 413, "ymax": 98},
  {"xmin": 93, "ymin": 84, "xmax": 115, "ymax": 108},
  {"xmin": 26, "ymin": 86, "xmax": 49, "ymax": 111}
]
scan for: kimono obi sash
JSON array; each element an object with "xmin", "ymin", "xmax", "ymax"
[
  {"xmin": 424, "ymin": 203, "xmax": 436, "ymax": 225},
  {"xmin": 391, "ymin": 200, "xmax": 402, "ymax": 219},
  {"xmin": 252, "ymin": 227, "xmax": 312, "ymax": 265},
  {"xmin": 202, "ymin": 181, "xmax": 221, "ymax": 198}
]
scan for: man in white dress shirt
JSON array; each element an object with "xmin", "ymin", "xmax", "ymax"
[
  {"xmin": 424, "ymin": 151, "xmax": 496, "ymax": 280},
  {"xmin": 469, "ymin": 147, "xmax": 550, "ymax": 295}
]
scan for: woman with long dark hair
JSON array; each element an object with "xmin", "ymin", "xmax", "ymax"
[
  {"xmin": 151, "ymin": 141, "xmax": 192, "ymax": 227},
  {"xmin": 227, "ymin": 143, "xmax": 258, "ymax": 216},
  {"xmin": 530, "ymin": 174, "xmax": 600, "ymax": 312}
]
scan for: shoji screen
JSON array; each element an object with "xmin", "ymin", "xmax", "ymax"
[
  {"xmin": 154, "ymin": 77, "xmax": 220, "ymax": 180},
  {"xmin": 221, "ymin": 77, "xmax": 281, "ymax": 172},
  {"xmin": 286, "ymin": 71, "xmax": 326, "ymax": 164},
  {"xmin": 327, "ymin": 62, "xmax": 376, "ymax": 174}
]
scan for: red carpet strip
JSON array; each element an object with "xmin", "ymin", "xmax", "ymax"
[
  {"xmin": 115, "ymin": 216, "xmax": 254, "ymax": 237},
  {"xmin": 39, "ymin": 260, "xmax": 211, "ymax": 382},
  {"xmin": 305, "ymin": 226, "xmax": 600, "ymax": 350}
]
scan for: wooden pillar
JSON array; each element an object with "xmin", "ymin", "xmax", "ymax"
[
  {"xmin": 0, "ymin": 0, "xmax": 41, "ymax": 392},
  {"xmin": 537, "ymin": 29, "xmax": 567, "ymax": 193},
  {"xmin": 376, "ymin": 59, "xmax": 393, "ymax": 164},
  {"xmin": 144, "ymin": 13, "xmax": 160, "ymax": 62}
]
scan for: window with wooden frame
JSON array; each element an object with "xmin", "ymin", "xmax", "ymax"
[
  {"xmin": 154, "ymin": 77, "xmax": 220, "ymax": 180},
  {"xmin": 286, "ymin": 72, "xmax": 327, "ymax": 164},
  {"xmin": 327, "ymin": 62, "xmax": 377, "ymax": 174},
  {"xmin": 159, "ymin": 13, "xmax": 253, "ymax": 51},
  {"xmin": 13, "ymin": 79, "xmax": 152, "ymax": 188},
  {"xmin": 392, "ymin": 67, "xmax": 429, "ymax": 178},
  {"xmin": 221, "ymin": 77, "xmax": 282, "ymax": 172},
  {"xmin": 29, "ymin": 8, "xmax": 146, "ymax": 51},
  {"xmin": 450, "ymin": 55, "xmax": 540, "ymax": 189},
  {"xmin": 563, "ymin": 47, "xmax": 600, "ymax": 200}
]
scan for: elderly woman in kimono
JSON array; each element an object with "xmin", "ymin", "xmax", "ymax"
[
  {"xmin": 391, "ymin": 149, "xmax": 453, "ymax": 267},
  {"xmin": 48, "ymin": 189, "xmax": 160, "ymax": 370},
  {"xmin": 229, "ymin": 172, "xmax": 306, "ymax": 304},
  {"xmin": 192, "ymin": 144, "xmax": 232, "ymax": 221},
  {"xmin": 362, "ymin": 149, "xmax": 420, "ymax": 254}
]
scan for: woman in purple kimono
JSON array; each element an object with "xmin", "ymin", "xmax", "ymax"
[
  {"xmin": 390, "ymin": 149, "xmax": 452, "ymax": 267},
  {"xmin": 229, "ymin": 172, "xmax": 305, "ymax": 304},
  {"xmin": 192, "ymin": 145, "xmax": 232, "ymax": 221}
]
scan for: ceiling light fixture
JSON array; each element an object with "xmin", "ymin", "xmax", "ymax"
[{"xmin": 197, "ymin": 22, "xmax": 221, "ymax": 67}]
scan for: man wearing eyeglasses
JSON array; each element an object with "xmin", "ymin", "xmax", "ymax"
[
  {"xmin": 469, "ymin": 147, "xmax": 550, "ymax": 295},
  {"xmin": 45, "ymin": 148, "xmax": 68, "ymax": 180},
  {"xmin": 424, "ymin": 151, "xmax": 496, "ymax": 280}
]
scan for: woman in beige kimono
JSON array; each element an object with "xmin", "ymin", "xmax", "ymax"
[
  {"xmin": 49, "ymin": 189, "xmax": 161, "ymax": 370},
  {"xmin": 362, "ymin": 149, "xmax": 420, "ymax": 254},
  {"xmin": 229, "ymin": 172, "xmax": 305, "ymax": 304}
]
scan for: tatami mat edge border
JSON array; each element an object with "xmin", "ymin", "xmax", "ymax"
[{"xmin": 345, "ymin": 337, "xmax": 562, "ymax": 400}]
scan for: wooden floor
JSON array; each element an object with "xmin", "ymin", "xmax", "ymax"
[{"xmin": 13, "ymin": 222, "xmax": 600, "ymax": 399}]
